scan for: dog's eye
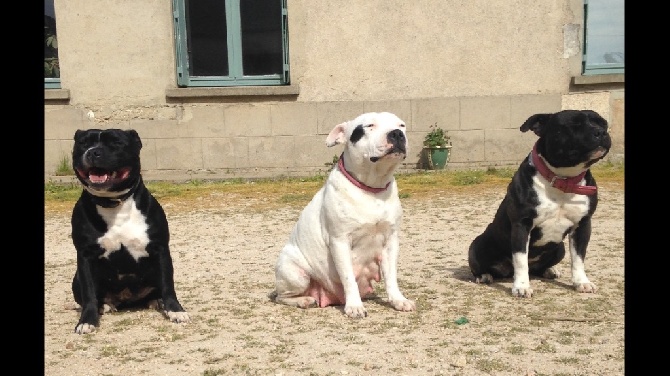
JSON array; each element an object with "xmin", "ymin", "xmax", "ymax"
[
  {"xmin": 400, "ymin": 123, "xmax": 406, "ymax": 128},
  {"xmin": 365, "ymin": 123, "xmax": 375, "ymax": 128}
]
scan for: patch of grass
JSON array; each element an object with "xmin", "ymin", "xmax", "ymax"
[
  {"xmin": 474, "ymin": 358, "xmax": 511, "ymax": 373},
  {"xmin": 450, "ymin": 170, "xmax": 487, "ymax": 186},
  {"xmin": 202, "ymin": 369, "xmax": 226, "ymax": 376},
  {"xmin": 506, "ymin": 344, "xmax": 525, "ymax": 355},
  {"xmin": 44, "ymin": 162, "xmax": 624, "ymax": 214},
  {"xmin": 54, "ymin": 154, "xmax": 74, "ymax": 176},
  {"xmin": 556, "ymin": 330, "xmax": 578, "ymax": 345},
  {"xmin": 576, "ymin": 348, "xmax": 593, "ymax": 355},
  {"xmin": 99, "ymin": 345, "xmax": 127, "ymax": 357},
  {"xmin": 554, "ymin": 357, "xmax": 581, "ymax": 365},
  {"xmin": 533, "ymin": 341, "xmax": 557, "ymax": 353}
]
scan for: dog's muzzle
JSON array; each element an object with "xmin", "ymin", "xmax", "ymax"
[{"xmin": 370, "ymin": 129, "xmax": 407, "ymax": 162}]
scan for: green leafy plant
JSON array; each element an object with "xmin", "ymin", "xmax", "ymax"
[
  {"xmin": 44, "ymin": 15, "xmax": 60, "ymax": 78},
  {"xmin": 54, "ymin": 154, "xmax": 74, "ymax": 176},
  {"xmin": 423, "ymin": 123, "xmax": 451, "ymax": 148}
]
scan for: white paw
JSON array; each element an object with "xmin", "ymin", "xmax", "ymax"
[
  {"xmin": 389, "ymin": 298, "xmax": 416, "ymax": 312},
  {"xmin": 574, "ymin": 282, "xmax": 597, "ymax": 293},
  {"xmin": 101, "ymin": 303, "xmax": 117, "ymax": 314},
  {"xmin": 344, "ymin": 304, "xmax": 367, "ymax": 318},
  {"xmin": 166, "ymin": 311, "xmax": 191, "ymax": 323},
  {"xmin": 75, "ymin": 323, "xmax": 96, "ymax": 334},
  {"xmin": 512, "ymin": 275, "xmax": 533, "ymax": 297},
  {"xmin": 511, "ymin": 284, "xmax": 533, "ymax": 298}
]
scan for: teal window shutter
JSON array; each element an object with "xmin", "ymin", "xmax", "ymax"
[{"xmin": 173, "ymin": 0, "xmax": 290, "ymax": 87}]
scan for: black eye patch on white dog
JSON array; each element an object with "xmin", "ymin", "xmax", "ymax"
[{"xmin": 350, "ymin": 124, "xmax": 366, "ymax": 144}]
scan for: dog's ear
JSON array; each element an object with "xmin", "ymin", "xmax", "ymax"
[
  {"xmin": 74, "ymin": 129, "xmax": 86, "ymax": 141},
  {"xmin": 126, "ymin": 129, "xmax": 143, "ymax": 150},
  {"xmin": 583, "ymin": 110, "xmax": 609, "ymax": 129},
  {"xmin": 520, "ymin": 113, "xmax": 552, "ymax": 136},
  {"xmin": 325, "ymin": 122, "xmax": 347, "ymax": 147}
]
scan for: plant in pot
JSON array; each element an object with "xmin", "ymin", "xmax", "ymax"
[{"xmin": 423, "ymin": 123, "xmax": 452, "ymax": 170}]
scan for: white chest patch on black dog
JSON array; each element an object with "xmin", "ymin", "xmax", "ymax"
[
  {"xmin": 96, "ymin": 197, "xmax": 150, "ymax": 261},
  {"xmin": 531, "ymin": 174, "xmax": 591, "ymax": 246}
]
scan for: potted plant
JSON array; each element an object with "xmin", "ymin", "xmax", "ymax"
[{"xmin": 423, "ymin": 123, "xmax": 452, "ymax": 170}]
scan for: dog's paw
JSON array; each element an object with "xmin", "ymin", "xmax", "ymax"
[
  {"xmin": 74, "ymin": 323, "xmax": 96, "ymax": 334},
  {"xmin": 100, "ymin": 303, "xmax": 117, "ymax": 314},
  {"xmin": 542, "ymin": 267, "xmax": 561, "ymax": 279},
  {"xmin": 511, "ymin": 286, "xmax": 533, "ymax": 298},
  {"xmin": 475, "ymin": 274, "xmax": 494, "ymax": 284},
  {"xmin": 344, "ymin": 304, "xmax": 368, "ymax": 318},
  {"xmin": 166, "ymin": 311, "xmax": 191, "ymax": 323},
  {"xmin": 389, "ymin": 298, "xmax": 416, "ymax": 312},
  {"xmin": 271, "ymin": 294, "xmax": 318, "ymax": 309},
  {"xmin": 574, "ymin": 282, "xmax": 597, "ymax": 293},
  {"xmin": 64, "ymin": 302, "xmax": 81, "ymax": 311}
]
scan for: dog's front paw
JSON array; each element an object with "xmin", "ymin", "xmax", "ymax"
[
  {"xmin": 511, "ymin": 283, "xmax": 533, "ymax": 298},
  {"xmin": 574, "ymin": 282, "xmax": 597, "ymax": 293},
  {"xmin": 389, "ymin": 298, "xmax": 416, "ymax": 312},
  {"xmin": 166, "ymin": 311, "xmax": 191, "ymax": 323},
  {"xmin": 344, "ymin": 304, "xmax": 367, "ymax": 318},
  {"xmin": 475, "ymin": 273, "xmax": 494, "ymax": 284},
  {"xmin": 74, "ymin": 323, "xmax": 96, "ymax": 334}
]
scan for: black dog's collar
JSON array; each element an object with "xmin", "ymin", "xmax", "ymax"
[
  {"xmin": 529, "ymin": 142, "xmax": 597, "ymax": 196},
  {"xmin": 337, "ymin": 154, "xmax": 391, "ymax": 193},
  {"xmin": 86, "ymin": 177, "xmax": 141, "ymax": 208}
]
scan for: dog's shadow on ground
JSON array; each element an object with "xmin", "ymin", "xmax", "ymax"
[{"xmin": 446, "ymin": 265, "xmax": 576, "ymax": 294}]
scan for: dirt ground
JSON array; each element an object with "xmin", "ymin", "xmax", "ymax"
[{"xmin": 44, "ymin": 180, "xmax": 624, "ymax": 376}]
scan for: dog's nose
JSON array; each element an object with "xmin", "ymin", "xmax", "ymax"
[
  {"xmin": 592, "ymin": 126, "xmax": 608, "ymax": 139},
  {"xmin": 388, "ymin": 129, "xmax": 405, "ymax": 145},
  {"xmin": 85, "ymin": 148, "xmax": 103, "ymax": 163}
]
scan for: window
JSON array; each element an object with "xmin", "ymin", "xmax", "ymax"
[
  {"xmin": 582, "ymin": 0, "xmax": 624, "ymax": 75},
  {"xmin": 172, "ymin": 0, "xmax": 289, "ymax": 87},
  {"xmin": 44, "ymin": 0, "xmax": 60, "ymax": 89}
]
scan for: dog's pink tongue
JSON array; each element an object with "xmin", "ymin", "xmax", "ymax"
[{"xmin": 89, "ymin": 173, "xmax": 108, "ymax": 183}]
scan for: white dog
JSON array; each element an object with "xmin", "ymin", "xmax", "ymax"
[{"xmin": 270, "ymin": 112, "xmax": 416, "ymax": 318}]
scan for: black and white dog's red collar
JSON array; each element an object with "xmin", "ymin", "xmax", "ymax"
[
  {"xmin": 337, "ymin": 154, "xmax": 391, "ymax": 193},
  {"xmin": 529, "ymin": 142, "xmax": 597, "ymax": 196}
]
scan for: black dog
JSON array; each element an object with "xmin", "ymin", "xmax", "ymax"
[
  {"xmin": 70, "ymin": 129, "xmax": 189, "ymax": 334},
  {"xmin": 468, "ymin": 110, "xmax": 611, "ymax": 297}
]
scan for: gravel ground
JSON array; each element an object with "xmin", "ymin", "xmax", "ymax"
[{"xmin": 44, "ymin": 181, "xmax": 624, "ymax": 376}]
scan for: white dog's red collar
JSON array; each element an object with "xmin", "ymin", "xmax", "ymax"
[
  {"xmin": 337, "ymin": 154, "xmax": 391, "ymax": 193},
  {"xmin": 530, "ymin": 142, "xmax": 597, "ymax": 195}
]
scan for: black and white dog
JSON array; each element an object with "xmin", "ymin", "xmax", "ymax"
[
  {"xmin": 468, "ymin": 110, "xmax": 611, "ymax": 297},
  {"xmin": 70, "ymin": 129, "xmax": 189, "ymax": 334}
]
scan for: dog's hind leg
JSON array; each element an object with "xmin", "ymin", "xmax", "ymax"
[{"xmin": 271, "ymin": 250, "xmax": 319, "ymax": 309}]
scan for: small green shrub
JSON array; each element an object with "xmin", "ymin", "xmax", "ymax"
[
  {"xmin": 54, "ymin": 154, "xmax": 73, "ymax": 176},
  {"xmin": 423, "ymin": 123, "xmax": 451, "ymax": 148}
]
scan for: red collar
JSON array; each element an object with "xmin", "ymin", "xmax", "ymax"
[
  {"xmin": 337, "ymin": 154, "xmax": 391, "ymax": 193},
  {"xmin": 530, "ymin": 142, "xmax": 597, "ymax": 195}
]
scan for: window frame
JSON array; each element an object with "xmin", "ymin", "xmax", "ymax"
[
  {"xmin": 582, "ymin": 0, "xmax": 624, "ymax": 76},
  {"xmin": 172, "ymin": 0, "xmax": 290, "ymax": 87},
  {"xmin": 44, "ymin": 0, "xmax": 61, "ymax": 89}
]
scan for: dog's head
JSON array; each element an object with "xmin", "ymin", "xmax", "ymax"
[
  {"xmin": 326, "ymin": 112, "xmax": 408, "ymax": 166},
  {"xmin": 520, "ymin": 110, "xmax": 611, "ymax": 169},
  {"xmin": 72, "ymin": 129, "xmax": 142, "ymax": 196}
]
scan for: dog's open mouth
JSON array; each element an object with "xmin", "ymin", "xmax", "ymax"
[{"xmin": 76, "ymin": 167, "xmax": 132, "ymax": 187}]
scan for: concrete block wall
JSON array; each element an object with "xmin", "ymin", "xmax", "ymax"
[{"xmin": 45, "ymin": 92, "xmax": 622, "ymax": 182}]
